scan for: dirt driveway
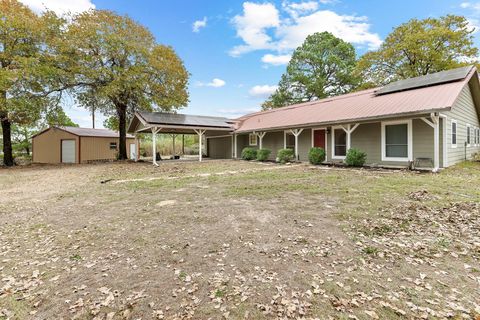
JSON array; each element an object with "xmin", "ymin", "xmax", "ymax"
[{"xmin": 0, "ymin": 160, "xmax": 479, "ymax": 319}]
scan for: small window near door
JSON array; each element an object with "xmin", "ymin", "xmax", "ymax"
[
  {"xmin": 285, "ymin": 132, "xmax": 295, "ymax": 149},
  {"xmin": 249, "ymin": 133, "xmax": 257, "ymax": 146},
  {"xmin": 333, "ymin": 128, "xmax": 347, "ymax": 157},
  {"xmin": 110, "ymin": 142, "xmax": 117, "ymax": 150},
  {"xmin": 451, "ymin": 120, "xmax": 457, "ymax": 147}
]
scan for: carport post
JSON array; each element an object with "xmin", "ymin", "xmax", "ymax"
[
  {"xmin": 151, "ymin": 127, "xmax": 161, "ymax": 166},
  {"xmin": 194, "ymin": 129, "xmax": 206, "ymax": 161}
]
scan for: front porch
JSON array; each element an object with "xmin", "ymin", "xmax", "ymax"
[{"xmin": 233, "ymin": 113, "xmax": 446, "ymax": 171}]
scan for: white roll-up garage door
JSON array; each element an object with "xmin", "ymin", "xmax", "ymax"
[{"xmin": 61, "ymin": 140, "xmax": 76, "ymax": 163}]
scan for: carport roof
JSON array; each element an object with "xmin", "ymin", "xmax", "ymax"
[{"xmin": 128, "ymin": 111, "xmax": 235, "ymax": 133}]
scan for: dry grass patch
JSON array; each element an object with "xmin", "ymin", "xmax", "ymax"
[{"xmin": 0, "ymin": 160, "xmax": 479, "ymax": 319}]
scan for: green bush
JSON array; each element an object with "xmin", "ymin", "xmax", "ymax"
[
  {"xmin": 345, "ymin": 148, "xmax": 367, "ymax": 167},
  {"xmin": 277, "ymin": 148, "xmax": 295, "ymax": 163},
  {"xmin": 308, "ymin": 147, "xmax": 326, "ymax": 165},
  {"xmin": 256, "ymin": 148, "xmax": 271, "ymax": 161},
  {"xmin": 241, "ymin": 147, "xmax": 257, "ymax": 160}
]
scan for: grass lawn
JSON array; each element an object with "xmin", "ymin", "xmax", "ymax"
[{"xmin": 0, "ymin": 160, "xmax": 479, "ymax": 319}]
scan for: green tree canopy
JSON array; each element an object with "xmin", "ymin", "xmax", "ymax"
[
  {"xmin": 0, "ymin": 0, "xmax": 65, "ymax": 166},
  {"xmin": 62, "ymin": 10, "xmax": 190, "ymax": 159},
  {"xmin": 262, "ymin": 32, "xmax": 358, "ymax": 110},
  {"xmin": 355, "ymin": 15, "xmax": 479, "ymax": 88}
]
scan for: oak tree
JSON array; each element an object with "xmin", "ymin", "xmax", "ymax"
[
  {"xmin": 355, "ymin": 15, "xmax": 478, "ymax": 87},
  {"xmin": 64, "ymin": 10, "xmax": 189, "ymax": 159}
]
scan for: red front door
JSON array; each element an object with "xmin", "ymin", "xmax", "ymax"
[{"xmin": 313, "ymin": 129, "xmax": 326, "ymax": 149}]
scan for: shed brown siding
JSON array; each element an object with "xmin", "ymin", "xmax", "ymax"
[
  {"xmin": 32, "ymin": 128, "xmax": 79, "ymax": 164},
  {"xmin": 33, "ymin": 127, "xmax": 137, "ymax": 164},
  {"xmin": 80, "ymin": 137, "xmax": 136, "ymax": 163}
]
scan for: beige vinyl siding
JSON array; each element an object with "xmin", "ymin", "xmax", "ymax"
[
  {"xmin": 297, "ymin": 129, "xmax": 311, "ymax": 161},
  {"xmin": 207, "ymin": 136, "xmax": 232, "ymax": 159},
  {"xmin": 445, "ymin": 84, "xmax": 480, "ymax": 165},
  {"xmin": 32, "ymin": 128, "xmax": 79, "ymax": 164},
  {"xmin": 350, "ymin": 122, "xmax": 381, "ymax": 164},
  {"xmin": 260, "ymin": 131, "xmax": 284, "ymax": 160}
]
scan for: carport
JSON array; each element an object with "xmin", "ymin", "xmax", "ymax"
[{"xmin": 128, "ymin": 111, "xmax": 235, "ymax": 165}]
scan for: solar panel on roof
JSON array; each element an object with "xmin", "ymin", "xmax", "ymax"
[
  {"xmin": 139, "ymin": 112, "xmax": 233, "ymax": 128},
  {"xmin": 375, "ymin": 66, "xmax": 473, "ymax": 96}
]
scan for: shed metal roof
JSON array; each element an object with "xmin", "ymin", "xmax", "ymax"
[{"xmin": 39, "ymin": 126, "xmax": 134, "ymax": 138}]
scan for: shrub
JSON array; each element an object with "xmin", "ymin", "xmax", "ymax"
[
  {"xmin": 345, "ymin": 148, "xmax": 367, "ymax": 167},
  {"xmin": 256, "ymin": 148, "xmax": 271, "ymax": 161},
  {"xmin": 308, "ymin": 147, "xmax": 326, "ymax": 165},
  {"xmin": 241, "ymin": 147, "xmax": 257, "ymax": 160},
  {"xmin": 277, "ymin": 148, "xmax": 295, "ymax": 163}
]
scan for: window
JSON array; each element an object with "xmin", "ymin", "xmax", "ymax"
[
  {"xmin": 451, "ymin": 120, "xmax": 457, "ymax": 147},
  {"xmin": 477, "ymin": 128, "xmax": 480, "ymax": 146},
  {"xmin": 333, "ymin": 128, "xmax": 347, "ymax": 158},
  {"xmin": 109, "ymin": 142, "xmax": 117, "ymax": 150},
  {"xmin": 467, "ymin": 125, "xmax": 471, "ymax": 146},
  {"xmin": 249, "ymin": 133, "xmax": 257, "ymax": 146},
  {"xmin": 284, "ymin": 132, "xmax": 295, "ymax": 149},
  {"xmin": 382, "ymin": 120, "xmax": 411, "ymax": 161}
]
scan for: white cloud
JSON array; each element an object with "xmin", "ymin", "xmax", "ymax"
[
  {"xmin": 196, "ymin": 78, "xmax": 226, "ymax": 88},
  {"xmin": 19, "ymin": 0, "xmax": 95, "ymax": 15},
  {"xmin": 193, "ymin": 17, "xmax": 207, "ymax": 33},
  {"xmin": 283, "ymin": 1, "xmax": 319, "ymax": 18},
  {"xmin": 248, "ymin": 85, "xmax": 278, "ymax": 98},
  {"xmin": 230, "ymin": 1, "xmax": 382, "ymax": 58},
  {"xmin": 261, "ymin": 53, "xmax": 291, "ymax": 65},
  {"xmin": 230, "ymin": 2, "xmax": 281, "ymax": 56}
]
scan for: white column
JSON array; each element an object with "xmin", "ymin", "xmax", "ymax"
[
  {"xmin": 289, "ymin": 129, "xmax": 304, "ymax": 160},
  {"xmin": 172, "ymin": 134, "xmax": 176, "ymax": 157},
  {"xmin": 433, "ymin": 115, "xmax": 440, "ymax": 172},
  {"xmin": 257, "ymin": 132, "xmax": 266, "ymax": 149},
  {"xmin": 151, "ymin": 127, "xmax": 161, "ymax": 166},
  {"xmin": 194, "ymin": 129, "xmax": 206, "ymax": 161},
  {"xmin": 134, "ymin": 135, "xmax": 139, "ymax": 162},
  {"xmin": 233, "ymin": 134, "xmax": 237, "ymax": 159},
  {"xmin": 421, "ymin": 116, "xmax": 440, "ymax": 172},
  {"xmin": 343, "ymin": 124, "xmax": 359, "ymax": 151}
]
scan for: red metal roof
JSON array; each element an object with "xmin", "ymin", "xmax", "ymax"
[{"xmin": 235, "ymin": 67, "xmax": 477, "ymax": 132}]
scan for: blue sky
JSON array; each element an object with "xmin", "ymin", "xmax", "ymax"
[{"xmin": 20, "ymin": 0, "xmax": 480, "ymax": 127}]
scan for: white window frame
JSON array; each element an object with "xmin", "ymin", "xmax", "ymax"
[
  {"xmin": 248, "ymin": 133, "xmax": 257, "ymax": 146},
  {"xmin": 466, "ymin": 124, "xmax": 471, "ymax": 147},
  {"xmin": 451, "ymin": 119, "xmax": 457, "ymax": 148},
  {"xmin": 331, "ymin": 126, "xmax": 347, "ymax": 160},
  {"xmin": 381, "ymin": 119, "xmax": 413, "ymax": 162}
]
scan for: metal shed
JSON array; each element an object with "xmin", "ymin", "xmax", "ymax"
[{"xmin": 32, "ymin": 126, "xmax": 137, "ymax": 164}]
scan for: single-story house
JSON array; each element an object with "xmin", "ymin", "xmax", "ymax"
[
  {"xmin": 32, "ymin": 126, "xmax": 137, "ymax": 164},
  {"xmin": 128, "ymin": 65, "xmax": 480, "ymax": 171}
]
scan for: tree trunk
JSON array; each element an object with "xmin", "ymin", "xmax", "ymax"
[
  {"xmin": 116, "ymin": 104, "xmax": 128, "ymax": 160},
  {"xmin": 0, "ymin": 89, "xmax": 13, "ymax": 166},
  {"xmin": 25, "ymin": 146, "xmax": 30, "ymax": 156},
  {"xmin": 1, "ymin": 112, "xmax": 14, "ymax": 167}
]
